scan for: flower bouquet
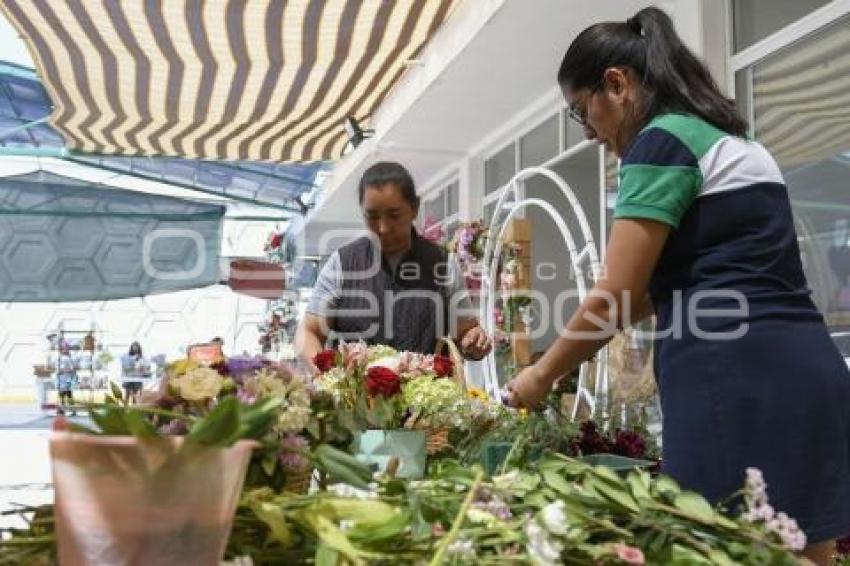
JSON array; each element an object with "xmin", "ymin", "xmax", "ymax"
[
  {"xmin": 313, "ymin": 343, "xmax": 462, "ymax": 477},
  {"xmin": 160, "ymin": 356, "xmax": 370, "ymax": 494}
]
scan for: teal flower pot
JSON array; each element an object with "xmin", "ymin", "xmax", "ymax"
[{"xmin": 350, "ymin": 430, "xmax": 427, "ymax": 479}]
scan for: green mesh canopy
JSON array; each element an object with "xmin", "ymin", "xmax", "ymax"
[{"xmin": 0, "ymin": 171, "xmax": 225, "ymax": 301}]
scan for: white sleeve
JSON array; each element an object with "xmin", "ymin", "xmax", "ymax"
[{"xmin": 306, "ymin": 251, "xmax": 342, "ymax": 316}]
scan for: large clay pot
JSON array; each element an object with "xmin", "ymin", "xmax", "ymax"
[{"xmin": 50, "ymin": 433, "xmax": 256, "ymax": 566}]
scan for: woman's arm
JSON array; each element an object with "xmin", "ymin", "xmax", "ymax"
[{"xmin": 507, "ymin": 218, "xmax": 670, "ymax": 407}]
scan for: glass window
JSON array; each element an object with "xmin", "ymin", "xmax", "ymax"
[
  {"xmin": 520, "ymin": 114, "xmax": 558, "ymax": 168},
  {"xmin": 733, "ymin": 0, "xmax": 831, "ymax": 52},
  {"xmin": 446, "ymin": 181, "xmax": 459, "ymax": 216},
  {"xmin": 747, "ymin": 14, "xmax": 850, "ymax": 356},
  {"xmin": 484, "ymin": 143, "xmax": 515, "ymax": 195},
  {"xmin": 419, "ymin": 191, "xmax": 443, "ymax": 224}
]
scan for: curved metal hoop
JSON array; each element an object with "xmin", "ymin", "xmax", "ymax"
[{"xmin": 479, "ymin": 166, "xmax": 608, "ymax": 419}]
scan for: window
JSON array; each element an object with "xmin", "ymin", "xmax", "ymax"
[
  {"xmin": 520, "ymin": 114, "xmax": 558, "ymax": 168},
  {"xmin": 484, "ymin": 143, "xmax": 516, "ymax": 195},
  {"xmin": 739, "ymin": 13, "xmax": 850, "ymax": 355},
  {"xmin": 733, "ymin": 0, "xmax": 831, "ymax": 51}
]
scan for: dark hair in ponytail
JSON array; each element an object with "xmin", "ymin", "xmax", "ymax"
[{"xmin": 557, "ymin": 7, "xmax": 747, "ymax": 137}]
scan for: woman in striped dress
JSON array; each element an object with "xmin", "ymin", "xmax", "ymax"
[{"xmin": 506, "ymin": 7, "xmax": 850, "ymax": 563}]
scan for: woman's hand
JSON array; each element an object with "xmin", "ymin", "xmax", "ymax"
[
  {"xmin": 460, "ymin": 326, "xmax": 493, "ymax": 360},
  {"xmin": 505, "ymin": 365, "xmax": 551, "ymax": 410}
]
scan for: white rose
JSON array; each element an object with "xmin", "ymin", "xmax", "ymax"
[
  {"xmin": 367, "ymin": 355, "xmax": 401, "ymax": 372},
  {"xmin": 176, "ymin": 367, "xmax": 223, "ymax": 401}
]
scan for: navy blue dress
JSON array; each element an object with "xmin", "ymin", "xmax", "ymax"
[{"xmin": 616, "ymin": 114, "xmax": 850, "ymax": 543}]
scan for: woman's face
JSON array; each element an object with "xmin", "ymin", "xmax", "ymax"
[
  {"xmin": 563, "ymin": 68, "xmax": 643, "ymax": 157},
  {"xmin": 361, "ymin": 183, "xmax": 417, "ymax": 255}
]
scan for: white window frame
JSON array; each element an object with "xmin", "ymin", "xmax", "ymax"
[
  {"xmin": 418, "ymin": 173, "xmax": 461, "ymax": 239},
  {"xmin": 727, "ymin": 0, "xmax": 850, "ymax": 96}
]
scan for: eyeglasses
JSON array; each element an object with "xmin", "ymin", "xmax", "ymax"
[{"xmin": 567, "ymin": 83, "xmax": 603, "ymax": 127}]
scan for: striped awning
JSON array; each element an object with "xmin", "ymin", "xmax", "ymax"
[
  {"xmin": 0, "ymin": 0, "xmax": 458, "ymax": 163},
  {"xmin": 753, "ymin": 14, "xmax": 850, "ymax": 170}
]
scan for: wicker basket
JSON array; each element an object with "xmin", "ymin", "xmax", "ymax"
[
  {"xmin": 434, "ymin": 337, "xmax": 466, "ymax": 392},
  {"xmin": 284, "ymin": 467, "xmax": 314, "ymax": 494},
  {"xmin": 423, "ymin": 337, "xmax": 468, "ymax": 455}
]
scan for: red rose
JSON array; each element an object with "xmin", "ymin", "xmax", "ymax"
[
  {"xmin": 269, "ymin": 233, "xmax": 283, "ymax": 249},
  {"xmin": 366, "ymin": 366, "xmax": 401, "ymax": 398},
  {"xmin": 313, "ymin": 350, "xmax": 337, "ymax": 373},
  {"xmin": 433, "ymin": 355, "xmax": 454, "ymax": 378}
]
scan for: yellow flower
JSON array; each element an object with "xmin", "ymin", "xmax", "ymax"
[
  {"xmin": 167, "ymin": 358, "xmax": 198, "ymax": 378},
  {"xmin": 467, "ymin": 387, "xmax": 488, "ymax": 401},
  {"xmin": 174, "ymin": 367, "xmax": 223, "ymax": 401}
]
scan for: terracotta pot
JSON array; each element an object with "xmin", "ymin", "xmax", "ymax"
[{"xmin": 50, "ymin": 433, "xmax": 256, "ymax": 566}]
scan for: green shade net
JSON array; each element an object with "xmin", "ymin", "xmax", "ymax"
[{"xmin": 0, "ymin": 171, "xmax": 225, "ymax": 302}]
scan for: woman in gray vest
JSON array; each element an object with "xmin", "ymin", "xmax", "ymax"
[{"xmin": 296, "ymin": 162, "xmax": 491, "ymax": 370}]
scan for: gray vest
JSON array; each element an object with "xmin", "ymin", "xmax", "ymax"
[{"xmin": 331, "ymin": 233, "xmax": 450, "ymax": 354}]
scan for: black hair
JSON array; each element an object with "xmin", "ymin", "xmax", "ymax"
[
  {"xmin": 129, "ymin": 341, "xmax": 142, "ymax": 356},
  {"xmin": 557, "ymin": 6, "xmax": 747, "ymax": 137},
  {"xmin": 358, "ymin": 161, "xmax": 419, "ymax": 210}
]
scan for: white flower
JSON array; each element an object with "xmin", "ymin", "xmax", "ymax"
[
  {"xmin": 446, "ymin": 537, "xmax": 476, "ymax": 559},
  {"xmin": 277, "ymin": 405, "xmax": 311, "ymax": 433},
  {"xmin": 367, "ymin": 355, "xmax": 401, "ymax": 372},
  {"xmin": 492, "ymin": 470, "xmax": 519, "ymax": 491},
  {"xmin": 539, "ymin": 500, "xmax": 569, "ymax": 536},
  {"xmin": 174, "ymin": 367, "xmax": 223, "ymax": 401},
  {"xmin": 466, "ymin": 508, "xmax": 498, "ymax": 526},
  {"xmin": 327, "ymin": 483, "xmax": 377, "ymax": 500},
  {"xmin": 525, "ymin": 520, "xmax": 564, "ymax": 565}
]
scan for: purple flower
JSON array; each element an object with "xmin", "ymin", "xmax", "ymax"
[
  {"xmin": 226, "ymin": 356, "xmax": 266, "ymax": 381},
  {"xmin": 279, "ymin": 434, "xmax": 310, "ymax": 471},
  {"xmin": 157, "ymin": 419, "xmax": 189, "ymax": 436}
]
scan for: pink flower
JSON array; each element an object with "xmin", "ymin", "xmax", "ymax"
[
  {"xmin": 279, "ymin": 434, "xmax": 310, "ymax": 471},
  {"xmin": 613, "ymin": 543, "xmax": 645, "ymax": 565},
  {"xmin": 340, "ymin": 342, "xmax": 368, "ymax": 372},
  {"xmin": 500, "ymin": 272, "xmax": 518, "ymax": 291}
]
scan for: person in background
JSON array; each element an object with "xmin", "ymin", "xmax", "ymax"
[
  {"xmin": 122, "ymin": 341, "xmax": 146, "ymax": 404},
  {"xmin": 55, "ymin": 343, "xmax": 77, "ymax": 416},
  {"xmin": 296, "ymin": 161, "xmax": 492, "ymax": 369},
  {"xmin": 82, "ymin": 331, "xmax": 95, "ymax": 352}
]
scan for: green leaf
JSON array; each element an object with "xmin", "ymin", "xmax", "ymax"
[
  {"xmin": 239, "ymin": 397, "xmax": 283, "ymax": 440},
  {"xmin": 251, "ymin": 501, "xmax": 296, "ymax": 547},
  {"xmin": 261, "ymin": 450, "xmax": 278, "ymax": 477},
  {"xmin": 667, "ymin": 543, "xmax": 713, "ymax": 565},
  {"xmin": 315, "ymin": 543, "xmax": 339, "ymax": 566},
  {"xmin": 124, "ymin": 410, "xmax": 158, "ymax": 438},
  {"xmin": 109, "ymin": 381, "xmax": 124, "ymax": 403},
  {"xmin": 314, "ymin": 444, "xmax": 372, "ymax": 489},
  {"xmin": 542, "ymin": 469, "xmax": 573, "ymax": 497},
  {"xmin": 707, "ymin": 547, "xmax": 737, "ymax": 566},
  {"xmin": 301, "ymin": 514, "xmax": 367, "ymax": 565},
  {"xmin": 653, "ymin": 475, "xmax": 681, "ymax": 500},
  {"xmin": 187, "ymin": 396, "xmax": 240, "ymax": 447},
  {"xmin": 626, "ymin": 470, "xmax": 652, "ymax": 502},
  {"xmin": 674, "ymin": 491, "xmax": 716, "ymax": 524},
  {"xmin": 90, "ymin": 405, "xmax": 131, "ymax": 435},
  {"xmin": 584, "ymin": 476, "xmax": 640, "ymax": 514}
]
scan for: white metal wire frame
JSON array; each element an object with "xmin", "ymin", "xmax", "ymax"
[{"xmin": 479, "ymin": 166, "xmax": 608, "ymax": 419}]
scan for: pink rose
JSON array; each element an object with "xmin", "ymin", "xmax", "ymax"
[{"xmin": 613, "ymin": 544, "xmax": 645, "ymax": 565}]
